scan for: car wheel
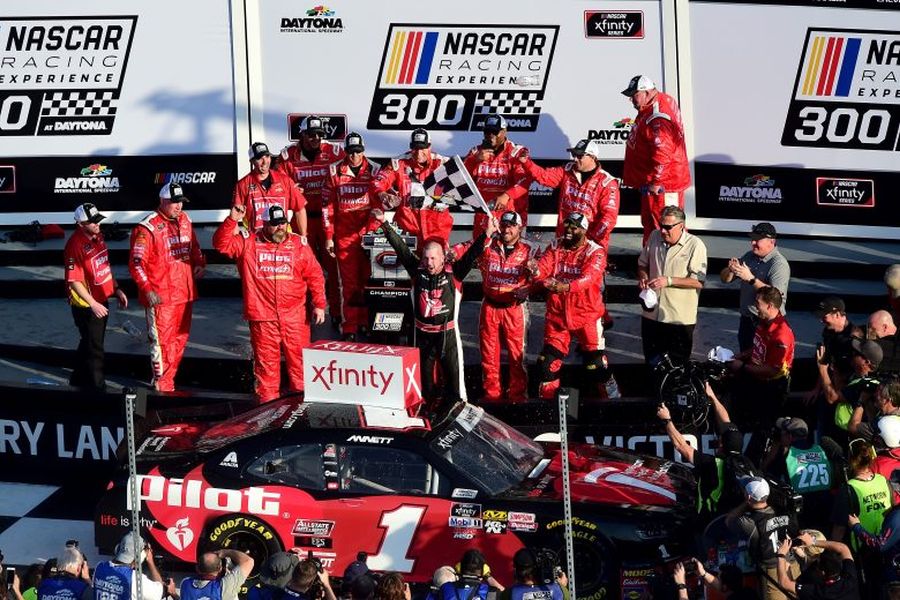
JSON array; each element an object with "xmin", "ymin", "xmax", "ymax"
[
  {"xmin": 199, "ymin": 513, "xmax": 283, "ymax": 582},
  {"xmin": 549, "ymin": 527, "xmax": 617, "ymax": 600}
]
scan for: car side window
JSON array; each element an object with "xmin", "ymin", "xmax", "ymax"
[
  {"xmin": 246, "ymin": 444, "xmax": 325, "ymax": 490},
  {"xmin": 338, "ymin": 445, "xmax": 436, "ymax": 495}
]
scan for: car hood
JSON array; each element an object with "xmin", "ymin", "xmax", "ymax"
[{"xmin": 505, "ymin": 443, "xmax": 696, "ymax": 507}]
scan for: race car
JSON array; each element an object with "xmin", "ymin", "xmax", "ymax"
[{"xmin": 95, "ymin": 398, "xmax": 697, "ymax": 600}]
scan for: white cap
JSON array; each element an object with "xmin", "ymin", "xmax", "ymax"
[
  {"xmin": 879, "ymin": 415, "xmax": 900, "ymax": 448},
  {"xmin": 159, "ymin": 181, "xmax": 188, "ymax": 202},
  {"xmin": 744, "ymin": 477, "xmax": 770, "ymax": 502},
  {"xmin": 639, "ymin": 288, "xmax": 658, "ymax": 311},
  {"xmin": 73, "ymin": 203, "xmax": 106, "ymax": 224},
  {"xmin": 567, "ymin": 139, "xmax": 603, "ymax": 161},
  {"xmin": 886, "ymin": 264, "xmax": 900, "ymax": 298},
  {"xmin": 622, "ymin": 74, "xmax": 657, "ymax": 96}
]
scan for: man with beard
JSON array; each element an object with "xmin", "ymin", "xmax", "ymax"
[
  {"xmin": 370, "ymin": 128, "xmax": 454, "ymax": 247},
  {"xmin": 371, "ymin": 209, "xmax": 498, "ymax": 409},
  {"xmin": 234, "ymin": 142, "xmax": 307, "ymax": 234},
  {"xmin": 322, "ymin": 132, "xmax": 381, "ymax": 340},
  {"xmin": 518, "ymin": 139, "xmax": 619, "ymax": 251},
  {"xmin": 277, "ymin": 116, "xmax": 344, "ymax": 326},
  {"xmin": 463, "ymin": 114, "xmax": 532, "ymax": 238},
  {"xmin": 621, "ymin": 75, "xmax": 691, "ymax": 245},
  {"xmin": 129, "ymin": 182, "xmax": 205, "ymax": 392},
  {"xmin": 213, "ymin": 204, "xmax": 326, "ymax": 402},
  {"xmin": 533, "ymin": 212, "xmax": 619, "ymax": 400}
]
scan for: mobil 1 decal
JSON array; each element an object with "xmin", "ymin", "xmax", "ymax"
[
  {"xmin": 782, "ymin": 28, "xmax": 900, "ymax": 151},
  {"xmin": 0, "ymin": 16, "xmax": 137, "ymax": 136},
  {"xmin": 368, "ymin": 24, "xmax": 558, "ymax": 132}
]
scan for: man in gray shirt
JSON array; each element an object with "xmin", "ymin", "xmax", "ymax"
[{"xmin": 720, "ymin": 222, "xmax": 791, "ymax": 352}]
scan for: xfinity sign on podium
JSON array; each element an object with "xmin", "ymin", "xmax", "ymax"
[{"xmin": 303, "ymin": 341, "xmax": 422, "ymax": 413}]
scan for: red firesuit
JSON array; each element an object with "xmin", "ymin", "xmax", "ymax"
[
  {"xmin": 322, "ymin": 157, "xmax": 380, "ymax": 336},
  {"xmin": 129, "ymin": 211, "xmax": 205, "ymax": 392},
  {"xmin": 277, "ymin": 141, "xmax": 344, "ymax": 316},
  {"xmin": 534, "ymin": 239, "xmax": 609, "ymax": 399},
  {"xmin": 463, "ymin": 141, "xmax": 531, "ymax": 238},
  {"xmin": 232, "ymin": 168, "xmax": 306, "ymax": 231},
  {"xmin": 622, "ymin": 91, "xmax": 691, "ymax": 244},
  {"xmin": 522, "ymin": 159, "xmax": 620, "ymax": 250},
  {"xmin": 213, "ymin": 218, "xmax": 326, "ymax": 402},
  {"xmin": 477, "ymin": 237, "xmax": 534, "ymax": 402},
  {"xmin": 369, "ymin": 152, "xmax": 454, "ymax": 247}
]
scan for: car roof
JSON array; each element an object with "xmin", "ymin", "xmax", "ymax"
[{"xmin": 195, "ymin": 396, "xmax": 432, "ymax": 454}]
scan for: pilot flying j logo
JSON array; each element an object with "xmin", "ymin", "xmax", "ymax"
[
  {"xmin": 0, "ymin": 16, "xmax": 137, "ymax": 137},
  {"xmin": 782, "ymin": 28, "xmax": 900, "ymax": 151},
  {"xmin": 367, "ymin": 24, "xmax": 558, "ymax": 132}
]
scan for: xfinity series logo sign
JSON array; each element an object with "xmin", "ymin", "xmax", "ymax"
[
  {"xmin": 816, "ymin": 177, "xmax": 875, "ymax": 207},
  {"xmin": 0, "ymin": 16, "xmax": 137, "ymax": 136},
  {"xmin": 0, "ymin": 166, "xmax": 15, "ymax": 193},
  {"xmin": 584, "ymin": 11, "xmax": 644, "ymax": 39},
  {"xmin": 782, "ymin": 28, "xmax": 900, "ymax": 151},
  {"xmin": 367, "ymin": 24, "xmax": 558, "ymax": 131}
]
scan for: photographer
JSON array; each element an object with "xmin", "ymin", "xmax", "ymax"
[
  {"xmin": 775, "ymin": 534, "xmax": 859, "ymax": 598},
  {"xmin": 674, "ymin": 559, "xmax": 755, "ymax": 599},
  {"xmin": 439, "ymin": 550, "xmax": 500, "ymax": 600},
  {"xmin": 180, "ymin": 550, "xmax": 253, "ymax": 600},
  {"xmin": 38, "ymin": 547, "xmax": 91, "ymax": 600},
  {"xmin": 94, "ymin": 533, "xmax": 177, "ymax": 600},
  {"xmin": 817, "ymin": 338, "xmax": 881, "ymax": 444},
  {"xmin": 725, "ymin": 477, "xmax": 799, "ymax": 600},
  {"xmin": 849, "ymin": 375, "xmax": 900, "ymax": 442},
  {"xmin": 283, "ymin": 560, "xmax": 335, "ymax": 600},
  {"xmin": 249, "ymin": 552, "xmax": 299, "ymax": 600},
  {"xmin": 657, "ymin": 381, "xmax": 748, "ymax": 523},
  {"xmin": 497, "ymin": 550, "xmax": 567, "ymax": 600},
  {"xmin": 850, "ymin": 506, "xmax": 900, "ymax": 593}
]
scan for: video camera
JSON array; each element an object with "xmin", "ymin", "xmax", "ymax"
[
  {"xmin": 532, "ymin": 549, "xmax": 562, "ymax": 585},
  {"xmin": 651, "ymin": 354, "xmax": 727, "ymax": 428}
]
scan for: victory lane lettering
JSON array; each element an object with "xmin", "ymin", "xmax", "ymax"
[
  {"xmin": 0, "ymin": 419, "xmax": 123, "ymax": 460},
  {"xmin": 311, "ymin": 359, "xmax": 394, "ymax": 394}
]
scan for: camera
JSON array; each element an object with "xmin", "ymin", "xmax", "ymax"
[
  {"xmin": 306, "ymin": 550, "xmax": 323, "ymax": 574},
  {"xmin": 652, "ymin": 354, "xmax": 715, "ymax": 428},
  {"xmin": 5, "ymin": 567, "xmax": 15, "ymax": 590}
]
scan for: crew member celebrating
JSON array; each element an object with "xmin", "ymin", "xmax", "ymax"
[
  {"xmin": 322, "ymin": 132, "xmax": 381, "ymax": 340},
  {"xmin": 372, "ymin": 209, "xmax": 497, "ymax": 410},
  {"xmin": 213, "ymin": 205, "xmax": 326, "ymax": 402},
  {"xmin": 277, "ymin": 116, "xmax": 344, "ymax": 326},
  {"xmin": 533, "ymin": 213, "xmax": 619, "ymax": 401},
  {"xmin": 621, "ymin": 75, "xmax": 691, "ymax": 244},
  {"xmin": 129, "ymin": 182, "xmax": 205, "ymax": 392},
  {"xmin": 233, "ymin": 142, "xmax": 307, "ymax": 234},
  {"xmin": 519, "ymin": 139, "xmax": 619, "ymax": 250},
  {"xmin": 64, "ymin": 203, "xmax": 128, "ymax": 390},
  {"xmin": 463, "ymin": 114, "xmax": 531, "ymax": 238},
  {"xmin": 370, "ymin": 128, "xmax": 454, "ymax": 247}
]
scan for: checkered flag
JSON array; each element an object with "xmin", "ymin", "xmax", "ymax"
[
  {"xmin": 474, "ymin": 92, "xmax": 541, "ymax": 116},
  {"xmin": 422, "ymin": 156, "xmax": 489, "ymax": 213},
  {"xmin": 41, "ymin": 91, "xmax": 118, "ymax": 117}
]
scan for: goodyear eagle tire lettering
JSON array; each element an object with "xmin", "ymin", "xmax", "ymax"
[{"xmin": 199, "ymin": 513, "xmax": 283, "ymax": 586}]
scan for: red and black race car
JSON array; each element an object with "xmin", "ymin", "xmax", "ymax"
[{"xmin": 95, "ymin": 398, "xmax": 697, "ymax": 600}]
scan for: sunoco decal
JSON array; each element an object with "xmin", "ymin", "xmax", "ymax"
[
  {"xmin": 367, "ymin": 24, "xmax": 558, "ymax": 131},
  {"xmin": 0, "ymin": 16, "xmax": 137, "ymax": 136},
  {"xmin": 782, "ymin": 28, "xmax": 900, "ymax": 151}
]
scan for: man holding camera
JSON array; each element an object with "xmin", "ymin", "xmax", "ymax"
[
  {"xmin": 497, "ymin": 549, "xmax": 567, "ymax": 600},
  {"xmin": 181, "ymin": 549, "xmax": 253, "ymax": 600},
  {"xmin": 37, "ymin": 547, "xmax": 91, "ymax": 600},
  {"xmin": 283, "ymin": 559, "xmax": 336, "ymax": 600},
  {"xmin": 94, "ymin": 532, "xmax": 177, "ymax": 600},
  {"xmin": 725, "ymin": 477, "xmax": 799, "ymax": 600},
  {"xmin": 437, "ymin": 550, "xmax": 501, "ymax": 600}
]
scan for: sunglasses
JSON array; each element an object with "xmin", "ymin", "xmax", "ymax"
[{"xmin": 659, "ymin": 222, "xmax": 683, "ymax": 231}]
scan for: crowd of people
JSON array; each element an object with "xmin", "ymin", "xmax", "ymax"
[{"xmin": 0, "ymin": 534, "xmax": 569, "ymax": 600}]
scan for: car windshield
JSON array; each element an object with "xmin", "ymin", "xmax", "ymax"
[{"xmin": 430, "ymin": 404, "xmax": 544, "ymax": 495}]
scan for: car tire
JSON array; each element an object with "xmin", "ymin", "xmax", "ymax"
[
  {"xmin": 198, "ymin": 513, "xmax": 283, "ymax": 582},
  {"xmin": 548, "ymin": 525, "xmax": 617, "ymax": 600}
]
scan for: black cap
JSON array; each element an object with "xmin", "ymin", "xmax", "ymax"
[
  {"xmin": 500, "ymin": 211, "xmax": 523, "ymax": 227},
  {"xmin": 265, "ymin": 205, "xmax": 288, "ymax": 226},
  {"xmin": 750, "ymin": 222, "xmax": 777, "ymax": 240},
  {"xmin": 349, "ymin": 575, "xmax": 376, "ymax": 600},
  {"xmin": 621, "ymin": 74, "xmax": 656, "ymax": 97},
  {"xmin": 721, "ymin": 426, "xmax": 743, "ymax": 454},
  {"xmin": 815, "ymin": 296, "xmax": 845, "ymax": 318},
  {"xmin": 409, "ymin": 128, "xmax": 431, "ymax": 150},
  {"xmin": 564, "ymin": 212, "xmax": 589, "ymax": 230},
  {"xmin": 513, "ymin": 549, "xmax": 536, "ymax": 569},
  {"xmin": 259, "ymin": 552, "xmax": 300, "ymax": 588},
  {"xmin": 483, "ymin": 114, "xmax": 508, "ymax": 132},
  {"xmin": 159, "ymin": 181, "xmax": 189, "ymax": 203},
  {"xmin": 302, "ymin": 115, "xmax": 326, "ymax": 135},
  {"xmin": 345, "ymin": 132, "xmax": 365, "ymax": 154},
  {"xmin": 567, "ymin": 139, "xmax": 589, "ymax": 157},
  {"xmin": 248, "ymin": 142, "xmax": 272, "ymax": 161},
  {"xmin": 74, "ymin": 203, "xmax": 106, "ymax": 224},
  {"xmin": 852, "ymin": 338, "xmax": 883, "ymax": 367}
]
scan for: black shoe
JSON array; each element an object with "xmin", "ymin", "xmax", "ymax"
[{"xmin": 341, "ymin": 333, "xmax": 357, "ymax": 342}]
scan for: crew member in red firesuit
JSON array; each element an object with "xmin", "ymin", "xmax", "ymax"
[
  {"xmin": 463, "ymin": 114, "xmax": 532, "ymax": 239},
  {"xmin": 233, "ymin": 142, "xmax": 307, "ymax": 234},
  {"xmin": 621, "ymin": 75, "xmax": 691, "ymax": 245},
  {"xmin": 369, "ymin": 129, "xmax": 454, "ymax": 248},
  {"xmin": 213, "ymin": 204, "xmax": 326, "ymax": 402},
  {"xmin": 519, "ymin": 139, "xmax": 619, "ymax": 251},
  {"xmin": 277, "ymin": 115, "xmax": 344, "ymax": 326},
  {"xmin": 371, "ymin": 209, "xmax": 498, "ymax": 410},
  {"xmin": 476, "ymin": 211, "xmax": 534, "ymax": 403},
  {"xmin": 65, "ymin": 202, "xmax": 128, "ymax": 390},
  {"xmin": 533, "ymin": 212, "xmax": 619, "ymax": 401},
  {"xmin": 129, "ymin": 182, "xmax": 206, "ymax": 392},
  {"xmin": 323, "ymin": 132, "xmax": 380, "ymax": 341}
]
